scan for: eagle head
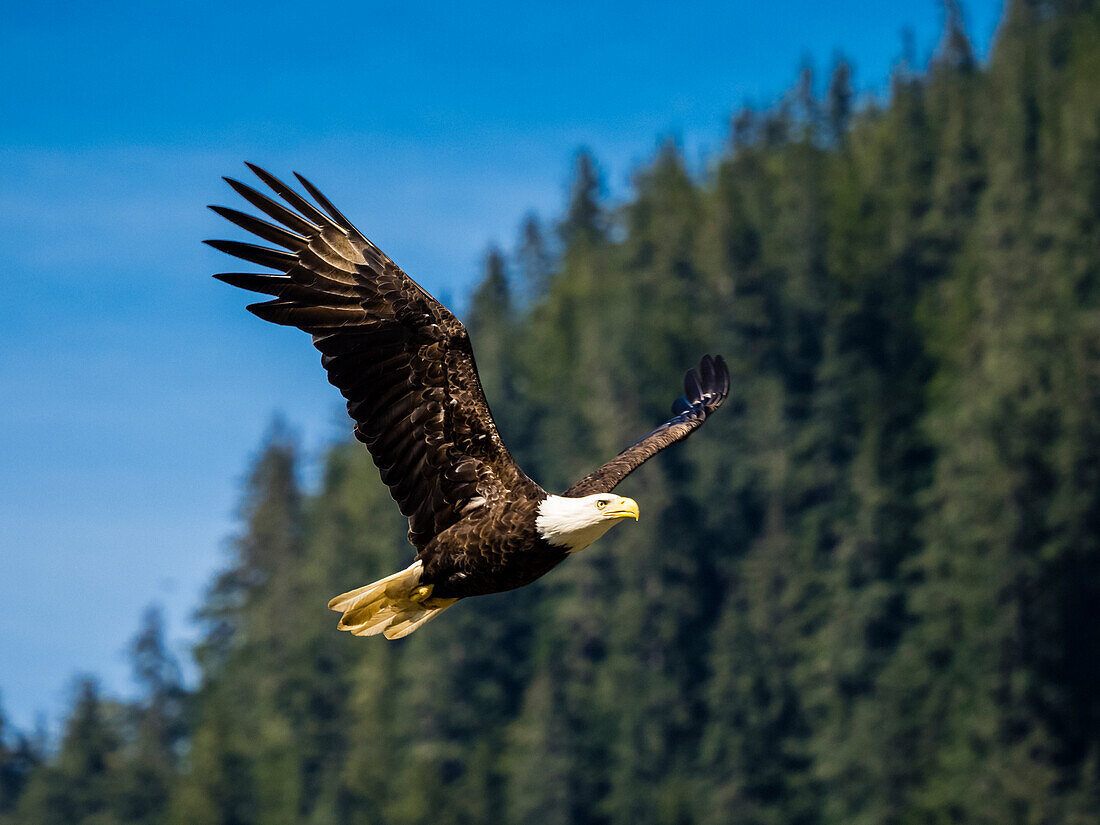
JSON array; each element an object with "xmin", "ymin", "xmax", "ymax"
[{"xmin": 535, "ymin": 493, "xmax": 640, "ymax": 554}]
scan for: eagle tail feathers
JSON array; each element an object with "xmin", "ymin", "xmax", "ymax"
[{"xmin": 328, "ymin": 561, "xmax": 457, "ymax": 640}]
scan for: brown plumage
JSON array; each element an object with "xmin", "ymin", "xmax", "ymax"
[{"xmin": 208, "ymin": 164, "xmax": 729, "ymax": 639}]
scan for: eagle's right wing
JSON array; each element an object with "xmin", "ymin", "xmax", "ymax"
[
  {"xmin": 563, "ymin": 355, "xmax": 729, "ymax": 497},
  {"xmin": 207, "ymin": 164, "xmax": 541, "ymax": 549}
]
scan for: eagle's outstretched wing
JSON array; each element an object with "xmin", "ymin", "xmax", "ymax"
[
  {"xmin": 564, "ymin": 355, "xmax": 730, "ymax": 497},
  {"xmin": 207, "ymin": 164, "xmax": 540, "ymax": 549}
]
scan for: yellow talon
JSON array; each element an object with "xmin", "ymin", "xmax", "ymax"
[{"xmin": 409, "ymin": 584, "xmax": 434, "ymax": 603}]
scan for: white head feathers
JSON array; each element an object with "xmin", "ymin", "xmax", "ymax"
[{"xmin": 535, "ymin": 493, "xmax": 640, "ymax": 554}]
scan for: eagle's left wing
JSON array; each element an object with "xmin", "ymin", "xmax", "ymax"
[
  {"xmin": 206, "ymin": 164, "xmax": 541, "ymax": 550},
  {"xmin": 563, "ymin": 355, "xmax": 729, "ymax": 497}
]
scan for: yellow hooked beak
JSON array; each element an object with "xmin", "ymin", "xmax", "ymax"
[{"xmin": 605, "ymin": 498, "xmax": 640, "ymax": 521}]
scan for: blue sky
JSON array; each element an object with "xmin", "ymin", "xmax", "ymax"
[{"xmin": 0, "ymin": 0, "xmax": 1004, "ymax": 730}]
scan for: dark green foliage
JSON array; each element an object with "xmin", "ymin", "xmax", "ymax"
[
  {"xmin": 561, "ymin": 149, "xmax": 606, "ymax": 247},
  {"xmin": 8, "ymin": 1, "xmax": 1100, "ymax": 821},
  {"xmin": 515, "ymin": 214, "xmax": 555, "ymax": 306},
  {"xmin": 0, "ymin": 701, "xmax": 38, "ymax": 819},
  {"xmin": 826, "ymin": 58, "xmax": 854, "ymax": 146},
  {"xmin": 6, "ymin": 618, "xmax": 188, "ymax": 825}
]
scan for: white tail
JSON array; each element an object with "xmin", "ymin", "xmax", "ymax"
[{"xmin": 327, "ymin": 561, "xmax": 457, "ymax": 640}]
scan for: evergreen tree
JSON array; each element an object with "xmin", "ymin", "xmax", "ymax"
[
  {"xmin": 515, "ymin": 214, "xmax": 554, "ymax": 305},
  {"xmin": 0, "ymin": 701, "xmax": 36, "ymax": 820},
  {"xmin": 466, "ymin": 246, "xmax": 517, "ymax": 436},
  {"xmin": 937, "ymin": 0, "xmax": 975, "ymax": 72},
  {"xmin": 113, "ymin": 607, "xmax": 186, "ymax": 825},
  {"xmin": 560, "ymin": 149, "xmax": 606, "ymax": 247},
  {"xmin": 826, "ymin": 57, "xmax": 853, "ymax": 146},
  {"xmin": 15, "ymin": 678, "xmax": 123, "ymax": 825},
  {"xmin": 173, "ymin": 423, "xmax": 309, "ymax": 825}
]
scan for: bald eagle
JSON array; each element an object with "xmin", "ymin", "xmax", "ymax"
[{"xmin": 207, "ymin": 164, "xmax": 729, "ymax": 639}]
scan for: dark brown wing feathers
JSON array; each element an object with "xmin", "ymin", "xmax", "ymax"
[
  {"xmin": 207, "ymin": 164, "xmax": 539, "ymax": 549},
  {"xmin": 563, "ymin": 355, "xmax": 730, "ymax": 497}
]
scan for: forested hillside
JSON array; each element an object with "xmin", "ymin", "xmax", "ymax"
[{"xmin": 4, "ymin": 1, "xmax": 1100, "ymax": 822}]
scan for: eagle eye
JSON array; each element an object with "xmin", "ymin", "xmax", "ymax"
[{"xmin": 596, "ymin": 499, "xmax": 609, "ymax": 509}]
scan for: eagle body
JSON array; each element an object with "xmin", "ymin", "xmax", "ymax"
[
  {"xmin": 418, "ymin": 495, "xmax": 561, "ymax": 599},
  {"xmin": 208, "ymin": 164, "xmax": 729, "ymax": 639}
]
